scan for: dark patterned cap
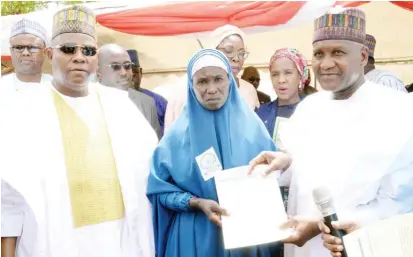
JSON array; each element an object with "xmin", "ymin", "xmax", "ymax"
[
  {"xmin": 127, "ymin": 49, "xmax": 140, "ymax": 66},
  {"xmin": 52, "ymin": 5, "xmax": 96, "ymax": 40},
  {"xmin": 313, "ymin": 7, "xmax": 366, "ymax": 44},
  {"xmin": 365, "ymin": 34, "xmax": 376, "ymax": 57}
]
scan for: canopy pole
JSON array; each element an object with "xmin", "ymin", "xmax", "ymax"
[{"xmin": 196, "ymin": 38, "xmax": 204, "ymax": 49}]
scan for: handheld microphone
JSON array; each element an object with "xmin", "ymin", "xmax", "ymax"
[{"xmin": 313, "ymin": 186, "xmax": 348, "ymax": 257}]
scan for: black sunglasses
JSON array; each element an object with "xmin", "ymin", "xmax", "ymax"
[
  {"xmin": 53, "ymin": 43, "xmax": 97, "ymax": 57},
  {"xmin": 248, "ymin": 77, "xmax": 260, "ymax": 83},
  {"xmin": 108, "ymin": 62, "xmax": 135, "ymax": 71}
]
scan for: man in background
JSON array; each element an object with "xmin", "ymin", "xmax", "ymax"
[
  {"xmin": 99, "ymin": 44, "xmax": 161, "ymax": 139},
  {"xmin": 241, "ymin": 66, "xmax": 271, "ymax": 104},
  {"xmin": 406, "ymin": 82, "xmax": 413, "ymax": 93},
  {"xmin": 364, "ymin": 34, "xmax": 407, "ymax": 92},
  {"xmin": 1, "ymin": 18, "xmax": 52, "ymax": 93},
  {"xmin": 127, "ymin": 49, "xmax": 167, "ymax": 136}
]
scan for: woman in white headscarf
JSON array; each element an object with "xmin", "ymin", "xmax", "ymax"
[{"xmin": 164, "ymin": 25, "xmax": 260, "ymax": 132}]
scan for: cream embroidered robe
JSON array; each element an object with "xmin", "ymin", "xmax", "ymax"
[{"xmin": 1, "ymin": 82, "xmax": 158, "ymax": 257}]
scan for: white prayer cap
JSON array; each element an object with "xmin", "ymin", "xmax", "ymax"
[
  {"xmin": 10, "ymin": 18, "xmax": 48, "ymax": 44},
  {"xmin": 191, "ymin": 53, "xmax": 228, "ymax": 78}
]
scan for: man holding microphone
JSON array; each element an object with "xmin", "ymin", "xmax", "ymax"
[{"xmin": 249, "ymin": 6, "xmax": 413, "ymax": 257}]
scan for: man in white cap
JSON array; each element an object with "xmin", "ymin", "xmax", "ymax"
[
  {"xmin": 364, "ymin": 34, "xmax": 407, "ymax": 92},
  {"xmin": 1, "ymin": 18, "xmax": 52, "ymax": 92},
  {"xmin": 1, "ymin": 18, "xmax": 52, "ymax": 255}
]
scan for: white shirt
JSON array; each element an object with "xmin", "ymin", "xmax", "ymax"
[
  {"xmin": 0, "ymin": 73, "xmax": 53, "ymax": 91},
  {"xmin": 365, "ymin": 69, "xmax": 407, "ymax": 92},
  {"xmin": 281, "ymin": 82, "xmax": 413, "ymax": 257}
]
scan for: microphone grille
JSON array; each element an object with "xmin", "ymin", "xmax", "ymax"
[{"xmin": 312, "ymin": 186, "xmax": 334, "ymax": 212}]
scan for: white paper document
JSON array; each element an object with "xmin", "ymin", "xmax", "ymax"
[
  {"xmin": 343, "ymin": 213, "xmax": 413, "ymax": 257},
  {"xmin": 214, "ymin": 165, "xmax": 292, "ymax": 249}
]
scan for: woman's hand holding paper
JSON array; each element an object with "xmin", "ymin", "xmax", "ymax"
[{"xmin": 190, "ymin": 198, "xmax": 228, "ymax": 227}]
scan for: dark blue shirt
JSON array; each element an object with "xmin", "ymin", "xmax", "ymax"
[{"xmin": 140, "ymin": 88, "xmax": 167, "ymax": 136}]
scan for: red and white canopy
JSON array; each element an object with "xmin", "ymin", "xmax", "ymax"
[
  {"xmin": 96, "ymin": 1, "xmax": 413, "ymax": 36},
  {"xmin": 2, "ymin": 1, "xmax": 413, "ymax": 61}
]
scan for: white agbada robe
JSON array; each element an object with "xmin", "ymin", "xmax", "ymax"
[
  {"xmin": 280, "ymin": 81, "xmax": 413, "ymax": 257},
  {"xmin": 365, "ymin": 69, "xmax": 407, "ymax": 93},
  {"xmin": 0, "ymin": 82, "xmax": 157, "ymax": 257},
  {"xmin": 0, "ymin": 73, "xmax": 53, "ymax": 92}
]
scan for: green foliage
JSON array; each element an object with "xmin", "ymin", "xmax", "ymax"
[
  {"xmin": 63, "ymin": 1, "xmax": 88, "ymax": 5},
  {"xmin": 1, "ymin": 1, "xmax": 97, "ymax": 16},
  {"xmin": 1, "ymin": 1, "xmax": 48, "ymax": 16}
]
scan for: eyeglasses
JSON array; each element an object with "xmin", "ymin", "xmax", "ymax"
[
  {"xmin": 217, "ymin": 48, "xmax": 249, "ymax": 60},
  {"xmin": 11, "ymin": 45, "xmax": 43, "ymax": 53},
  {"xmin": 52, "ymin": 43, "xmax": 97, "ymax": 57},
  {"xmin": 108, "ymin": 62, "xmax": 135, "ymax": 71}
]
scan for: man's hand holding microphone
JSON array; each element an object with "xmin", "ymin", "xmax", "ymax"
[{"xmin": 248, "ymin": 150, "xmax": 359, "ymax": 255}]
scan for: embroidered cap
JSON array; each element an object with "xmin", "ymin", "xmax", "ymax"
[
  {"xmin": 52, "ymin": 5, "xmax": 96, "ymax": 39},
  {"xmin": 10, "ymin": 18, "xmax": 47, "ymax": 44},
  {"xmin": 127, "ymin": 49, "xmax": 140, "ymax": 66},
  {"xmin": 313, "ymin": 7, "xmax": 366, "ymax": 44},
  {"xmin": 365, "ymin": 34, "xmax": 376, "ymax": 58}
]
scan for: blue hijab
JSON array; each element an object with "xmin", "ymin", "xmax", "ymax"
[{"xmin": 147, "ymin": 49, "xmax": 277, "ymax": 257}]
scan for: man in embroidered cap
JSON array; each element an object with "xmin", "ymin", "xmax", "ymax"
[
  {"xmin": 127, "ymin": 49, "xmax": 167, "ymax": 136},
  {"xmin": 0, "ymin": 18, "xmax": 52, "ymax": 92},
  {"xmin": 249, "ymin": 7, "xmax": 413, "ymax": 257},
  {"xmin": 98, "ymin": 44, "xmax": 161, "ymax": 139},
  {"xmin": 1, "ymin": 5, "xmax": 157, "ymax": 257},
  {"xmin": 364, "ymin": 34, "xmax": 407, "ymax": 92}
]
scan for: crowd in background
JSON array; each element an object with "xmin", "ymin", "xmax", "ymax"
[{"xmin": 1, "ymin": 4, "xmax": 413, "ymax": 257}]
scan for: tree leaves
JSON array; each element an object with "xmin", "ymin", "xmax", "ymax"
[
  {"xmin": 1, "ymin": 1, "xmax": 97, "ymax": 16},
  {"xmin": 1, "ymin": 1, "xmax": 48, "ymax": 16}
]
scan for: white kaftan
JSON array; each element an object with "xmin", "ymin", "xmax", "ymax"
[{"xmin": 281, "ymin": 82, "xmax": 413, "ymax": 257}]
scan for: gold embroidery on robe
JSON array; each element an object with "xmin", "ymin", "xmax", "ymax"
[{"xmin": 52, "ymin": 89, "xmax": 124, "ymax": 228}]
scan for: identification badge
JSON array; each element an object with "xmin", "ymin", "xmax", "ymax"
[
  {"xmin": 273, "ymin": 117, "xmax": 289, "ymax": 151},
  {"xmin": 196, "ymin": 147, "xmax": 223, "ymax": 181}
]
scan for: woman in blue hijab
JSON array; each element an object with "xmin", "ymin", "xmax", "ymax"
[{"xmin": 147, "ymin": 49, "xmax": 278, "ymax": 257}]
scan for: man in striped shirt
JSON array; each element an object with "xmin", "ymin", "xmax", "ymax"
[{"xmin": 364, "ymin": 34, "xmax": 407, "ymax": 92}]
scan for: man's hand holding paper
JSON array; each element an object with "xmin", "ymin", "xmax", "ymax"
[{"xmin": 248, "ymin": 151, "xmax": 292, "ymax": 175}]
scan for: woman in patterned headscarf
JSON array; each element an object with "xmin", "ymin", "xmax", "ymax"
[
  {"xmin": 255, "ymin": 48, "xmax": 316, "ymax": 257},
  {"xmin": 256, "ymin": 48, "xmax": 316, "ymax": 142}
]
